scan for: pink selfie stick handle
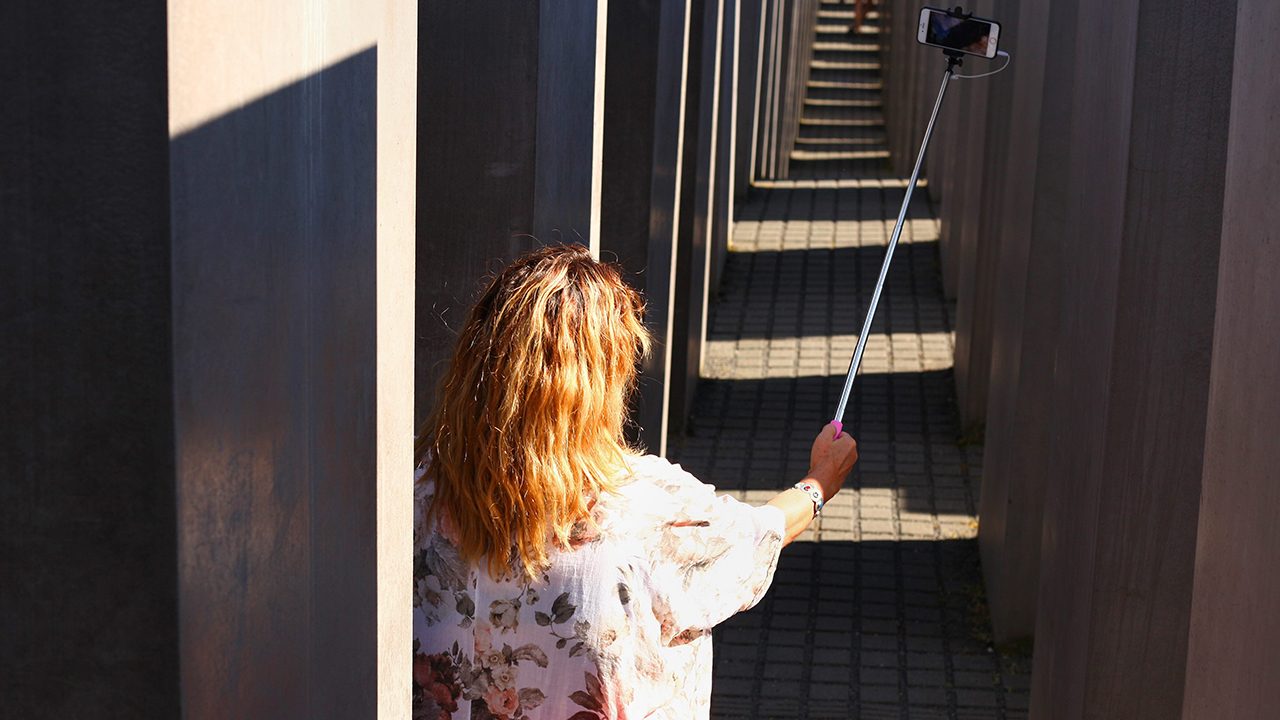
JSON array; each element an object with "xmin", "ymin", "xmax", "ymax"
[{"xmin": 831, "ymin": 420, "xmax": 843, "ymax": 439}]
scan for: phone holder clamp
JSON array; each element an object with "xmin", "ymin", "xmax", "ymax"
[{"xmin": 941, "ymin": 6, "xmax": 973, "ymax": 67}]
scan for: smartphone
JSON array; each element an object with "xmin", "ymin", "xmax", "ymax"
[{"xmin": 917, "ymin": 7, "xmax": 1001, "ymax": 59}]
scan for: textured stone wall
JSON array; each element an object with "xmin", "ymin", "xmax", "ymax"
[
  {"xmin": 1181, "ymin": 3, "xmax": 1280, "ymax": 714},
  {"xmin": 882, "ymin": 1, "xmax": 1279, "ymax": 716},
  {"xmin": 167, "ymin": 1, "xmax": 418, "ymax": 717},
  {"xmin": 3, "ymin": 1, "xmax": 418, "ymax": 716},
  {"xmin": 415, "ymin": 0, "xmax": 606, "ymax": 423},
  {"xmin": 600, "ymin": 0, "xmax": 690, "ymax": 455},
  {"xmin": 1, "ymin": 2, "xmax": 178, "ymax": 716},
  {"xmin": 4, "ymin": 0, "xmax": 784, "ymax": 715}
]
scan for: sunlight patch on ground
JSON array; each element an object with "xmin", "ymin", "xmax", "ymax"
[{"xmin": 702, "ymin": 332, "xmax": 956, "ymax": 379}]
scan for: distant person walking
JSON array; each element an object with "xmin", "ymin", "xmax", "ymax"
[
  {"xmin": 848, "ymin": 0, "xmax": 876, "ymax": 33},
  {"xmin": 412, "ymin": 245, "xmax": 859, "ymax": 718}
]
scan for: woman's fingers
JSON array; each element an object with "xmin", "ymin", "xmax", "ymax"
[{"xmin": 833, "ymin": 434, "xmax": 859, "ymax": 472}]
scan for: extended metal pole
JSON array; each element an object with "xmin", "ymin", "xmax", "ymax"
[{"xmin": 831, "ymin": 57, "xmax": 960, "ymax": 436}]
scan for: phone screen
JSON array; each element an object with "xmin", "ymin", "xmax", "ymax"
[{"xmin": 923, "ymin": 11, "xmax": 997, "ymax": 57}]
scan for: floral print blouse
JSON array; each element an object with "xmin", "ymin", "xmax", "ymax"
[{"xmin": 413, "ymin": 454, "xmax": 786, "ymax": 719}]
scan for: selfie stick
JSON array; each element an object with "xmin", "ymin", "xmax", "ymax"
[{"xmin": 830, "ymin": 12, "xmax": 978, "ymax": 439}]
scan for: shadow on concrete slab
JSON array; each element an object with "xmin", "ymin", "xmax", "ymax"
[{"xmin": 711, "ymin": 539, "xmax": 1032, "ymax": 719}]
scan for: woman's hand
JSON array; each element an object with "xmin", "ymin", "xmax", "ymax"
[
  {"xmin": 769, "ymin": 423, "xmax": 859, "ymax": 545},
  {"xmin": 807, "ymin": 422, "xmax": 859, "ymax": 502}
]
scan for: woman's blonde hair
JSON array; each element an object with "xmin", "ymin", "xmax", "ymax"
[{"xmin": 416, "ymin": 244, "xmax": 651, "ymax": 580}]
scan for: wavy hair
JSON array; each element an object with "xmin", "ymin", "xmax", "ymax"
[{"xmin": 416, "ymin": 244, "xmax": 651, "ymax": 580}]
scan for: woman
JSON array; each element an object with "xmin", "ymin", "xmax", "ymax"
[{"xmin": 413, "ymin": 245, "xmax": 858, "ymax": 718}]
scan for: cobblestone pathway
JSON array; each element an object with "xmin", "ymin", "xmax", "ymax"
[{"xmin": 667, "ymin": 181, "xmax": 1032, "ymax": 718}]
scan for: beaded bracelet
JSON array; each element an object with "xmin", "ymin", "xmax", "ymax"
[{"xmin": 793, "ymin": 481, "xmax": 825, "ymax": 515}]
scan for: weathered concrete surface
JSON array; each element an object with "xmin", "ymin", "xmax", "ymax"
[
  {"xmin": 167, "ymin": 1, "xmax": 417, "ymax": 716},
  {"xmin": 1181, "ymin": 1, "xmax": 1280, "ymax": 715},
  {"xmin": 883, "ymin": 0, "xmax": 937, "ymax": 179},
  {"xmin": 776, "ymin": 1, "xmax": 818, "ymax": 180},
  {"xmin": 170, "ymin": 54, "xmax": 381, "ymax": 718},
  {"xmin": 533, "ymin": 1, "xmax": 608, "ymax": 245},
  {"xmin": 942, "ymin": 0, "xmax": 995, "ymax": 429},
  {"xmin": 748, "ymin": 0, "xmax": 817, "ymax": 181},
  {"xmin": 956, "ymin": 0, "xmax": 1022, "ymax": 430},
  {"xmin": 3, "ymin": 2, "xmax": 416, "ymax": 717},
  {"xmin": 734, "ymin": 0, "xmax": 763, "ymax": 199},
  {"xmin": 0, "ymin": 3, "xmax": 178, "ymax": 716},
  {"xmin": 601, "ymin": 0, "xmax": 690, "ymax": 455},
  {"xmin": 1030, "ymin": 1, "xmax": 1238, "ymax": 718},
  {"xmin": 976, "ymin": 0, "xmax": 1054, "ymax": 644},
  {"xmin": 416, "ymin": 0, "xmax": 605, "ymax": 422},
  {"xmin": 670, "ymin": 0, "xmax": 723, "ymax": 436},
  {"xmin": 709, "ymin": 0, "xmax": 740, "ymax": 294}
]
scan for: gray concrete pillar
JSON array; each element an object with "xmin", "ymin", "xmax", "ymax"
[
  {"xmin": 1, "ymin": 4, "xmax": 178, "ymax": 716},
  {"xmin": 1180, "ymin": 0, "xmax": 1280, "ymax": 715},
  {"xmin": 882, "ymin": 0, "xmax": 935, "ymax": 176},
  {"xmin": 976, "ymin": 0, "xmax": 1055, "ymax": 644},
  {"xmin": 533, "ymin": 2, "xmax": 609, "ymax": 245},
  {"xmin": 669, "ymin": 0, "xmax": 724, "ymax": 436},
  {"xmin": 748, "ymin": 0, "xmax": 817, "ymax": 181},
  {"xmin": 167, "ymin": 3, "xmax": 417, "ymax": 717},
  {"xmin": 928, "ymin": 8, "xmax": 1006, "ymax": 310},
  {"xmin": 957, "ymin": 0, "xmax": 1024, "ymax": 425},
  {"xmin": 754, "ymin": 0, "xmax": 784, "ymax": 179},
  {"xmin": 709, "ymin": 0, "xmax": 740, "ymax": 293},
  {"xmin": 600, "ymin": 0, "xmax": 691, "ymax": 456},
  {"xmin": 934, "ymin": 79, "xmax": 962, "ymax": 299},
  {"xmin": 735, "ymin": 0, "xmax": 764, "ymax": 197},
  {"xmin": 949, "ymin": 0, "xmax": 999, "ymax": 429},
  {"xmin": 923, "ymin": 56, "xmax": 951, "ymax": 207},
  {"xmin": 776, "ymin": 1, "xmax": 819, "ymax": 179},
  {"xmin": 1029, "ymin": 0, "xmax": 1239, "ymax": 717},
  {"xmin": 4, "ymin": 2, "xmax": 417, "ymax": 717},
  {"xmin": 416, "ymin": 0, "xmax": 608, "ymax": 421}
]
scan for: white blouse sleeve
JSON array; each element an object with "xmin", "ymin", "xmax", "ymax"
[{"xmin": 634, "ymin": 457, "xmax": 786, "ymax": 646}]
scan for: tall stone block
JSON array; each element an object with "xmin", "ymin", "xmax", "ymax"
[
  {"xmin": 670, "ymin": 0, "xmax": 723, "ymax": 436},
  {"xmin": 167, "ymin": 2, "xmax": 417, "ymax": 716},
  {"xmin": 1181, "ymin": 0, "xmax": 1280, "ymax": 715},
  {"xmin": 775, "ymin": 1, "xmax": 818, "ymax": 180},
  {"xmin": 943, "ymin": 2, "xmax": 992, "ymax": 429},
  {"xmin": 1, "ymin": 3, "xmax": 178, "ymax": 716},
  {"xmin": 534, "ymin": 2, "xmax": 609, "ymax": 245},
  {"xmin": 951, "ymin": 0, "xmax": 1014, "ymax": 428},
  {"xmin": 747, "ymin": 0, "xmax": 816, "ymax": 181},
  {"xmin": 601, "ymin": 0, "xmax": 691, "ymax": 455},
  {"xmin": 735, "ymin": 0, "xmax": 763, "ymax": 198},
  {"xmin": 977, "ymin": 0, "xmax": 1054, "ymax": 643},
  {"xmin": 882, "ymin": 0, "xmax": 937, "ymax": 179},
  {"xmin": 933, "ymin": 80, "xmax": 962, "ymax": 299},
  {"xmin": 4, "ymin": 1, "xmax": 417, "ymax": 717},
  {"xmin": 1030, "ymin": 0, "xmax": 1238, "ymax": 717},
  {"xmin": 416, "ymin": 0, "xmax": 608, "ymax": 420},
  {"xmin": 709, "ymin": 0, "xmax": 740, "ymax": 293},
  {"xmin": 752, "ymin": 0, "xmax": 783, "ymax": 179}
]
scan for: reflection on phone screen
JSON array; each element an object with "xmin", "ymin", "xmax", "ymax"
[{"xmin": 927, "ymin": 15, "xmax": 991, "ymax": 55}]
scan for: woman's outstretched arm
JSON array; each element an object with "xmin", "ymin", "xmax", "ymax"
[{"xmin": 768, "ymin": 423, "xmax": 859, "ymax": 545}]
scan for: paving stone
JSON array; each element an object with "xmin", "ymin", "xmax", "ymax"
[
  {"xmin": 956, "ymin": 689, "xmax": 1000, "ymax": 709},
  {"xmin": 955, "ymin": 669, "xmax": 997, "ymax": 688},
  {"xmin": 861, "ymin": 685, "xmax": 903, "ymax": 704},
  {"xmin": 908, "ymin": 687, "xmax": 949, "ymax": 706},
  {"xmin": 860, "ymin": 651, "xmax": 900, "ymax": 669}
]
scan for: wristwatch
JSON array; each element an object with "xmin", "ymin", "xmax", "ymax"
[{"xmin": 793, "ymin": 481, "xmax": 825, "ymax": 515}]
